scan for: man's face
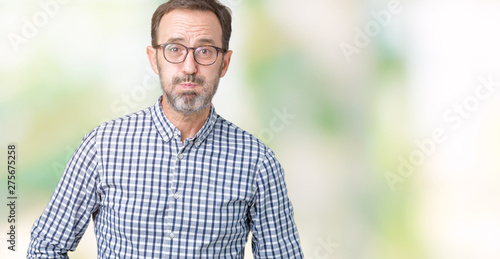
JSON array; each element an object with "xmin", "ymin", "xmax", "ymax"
[{"xmin": 147, "ymin": 9, "xmax": 232, "ymax": 116}]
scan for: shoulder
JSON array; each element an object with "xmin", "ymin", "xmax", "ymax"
[
  {"xmin": 83, "ymin": 106, "xmax": 154, "ymax": 143},
  {"xmin": 212, "ymin": 114, "xmax": 277, "ymax": 163}
]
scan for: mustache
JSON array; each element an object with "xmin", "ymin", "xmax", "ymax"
[{"xmin": 172, "ymin": 75, "xmax": 205, "ymax": 85}]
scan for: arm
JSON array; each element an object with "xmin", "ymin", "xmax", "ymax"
[
  {"xmin": 27, "ymin": 130, "xmax": 101, "ymax": 258},
  {"xmin": 250, "ymin": 148, "xmax": 304, "ymax": 258}
]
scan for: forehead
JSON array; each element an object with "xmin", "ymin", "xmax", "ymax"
[{"xmin": 158, "ymin": 9, "xmax": 223, "ymax": 45}]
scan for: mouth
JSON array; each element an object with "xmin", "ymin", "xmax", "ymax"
[{"xmin": 179, "ymin": 82, "xmax": 198, "ymax": 90}]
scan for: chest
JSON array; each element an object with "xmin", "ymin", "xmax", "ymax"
[{"xmin": 97, "ymin": 139, "xmax": 257, "ymax": 222}]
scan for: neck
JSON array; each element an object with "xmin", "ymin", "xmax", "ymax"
[{"xmin": 160, "ymin": 95, "xmax": 210, "ymax": 143}]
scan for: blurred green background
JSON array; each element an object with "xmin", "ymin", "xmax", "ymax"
[{"xmin": 2, "ymin": 0, "xmax": 500, "ymax": 258}]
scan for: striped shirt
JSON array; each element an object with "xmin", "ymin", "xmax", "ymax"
[{"xmin": 28, "ymin": 96, "xmax": 303, "ymax": 258}]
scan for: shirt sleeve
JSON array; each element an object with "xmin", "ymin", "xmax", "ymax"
[
  {"xmin": 27, "ymin": 130, "xmax": 101, "ymax": 259},
  {"xmin": 250, "ymin": 148, "xmax": 304, "ymax": 258}
]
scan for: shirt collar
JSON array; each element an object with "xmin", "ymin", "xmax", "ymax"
[{"xmin": 151, "ymin": 96, "xmax": 217, "ymax": 146}]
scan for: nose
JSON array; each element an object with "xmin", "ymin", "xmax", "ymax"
[{"xmin": 182, "ymin": 50, "xmax": 198, "ymax": 75}]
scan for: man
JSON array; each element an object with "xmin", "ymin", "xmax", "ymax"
[{"xmin": 27, "ymin": 0, "xmax": 303, "ymax": 258}]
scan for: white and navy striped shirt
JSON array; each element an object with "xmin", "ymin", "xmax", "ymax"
[{"xmin": 28, "ymin": 96, "xmax": 303, "ymax": 258}]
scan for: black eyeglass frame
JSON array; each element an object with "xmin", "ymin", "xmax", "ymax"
[{"xmin": 156, "ymin": 42, "xmax": 226, "ymax": 66}]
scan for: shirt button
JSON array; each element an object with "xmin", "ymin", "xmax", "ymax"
[
  {"xmin": 170, "ymin": 232, "xmax": 175, "ymax": 238},
  {"xmin": 178, "ymin": 153, "xmax": 184, "ymax": 160},
  {"xmin": 173, "ymin": 193, "xmax": 180, "ymax": 199},
  {"xmin": 195, "ymin": 141, "xmax": 201, "ymax": 147}
]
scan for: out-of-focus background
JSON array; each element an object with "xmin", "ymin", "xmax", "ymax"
[{"xmin": 2, "ymin": 0, "xmax": 500, "ymax": 258}]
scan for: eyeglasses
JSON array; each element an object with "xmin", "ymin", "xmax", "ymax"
[{"xmin": 156, "ymin": 43, "xmax": 224, "ymax": 66}]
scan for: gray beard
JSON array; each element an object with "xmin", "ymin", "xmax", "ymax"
[{"xmin": 161, "ymin": 74, "xmax": 220, "ymax": 116}]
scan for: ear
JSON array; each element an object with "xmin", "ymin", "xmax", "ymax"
[
  {"xmin": 147, "ymin": 46, "xmax": 159, "ymax": 74},
  {"xmin": 219, "ymin": 50, "xmax": 232, "ymax": 78}
]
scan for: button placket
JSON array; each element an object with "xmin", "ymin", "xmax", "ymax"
[{"xmin": 165, "ymin": 139, "xmax": 183, "ymax": 242}]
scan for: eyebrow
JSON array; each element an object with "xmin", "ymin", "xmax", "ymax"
[{"xmin": 166, "ymin": 37, "xmax": 217, "ymax": 46}]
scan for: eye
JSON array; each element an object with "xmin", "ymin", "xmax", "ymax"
[
  {"xmin": 165, "ymin": 43, "xmax": 184, "ymax": 53},
  {"xmin": 197, "ymin": 47, "xmax": 212, "ymax": 56},
  {"xmin": 168, "ymin": 47, "xmax": 180, "ymax": 53}
]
